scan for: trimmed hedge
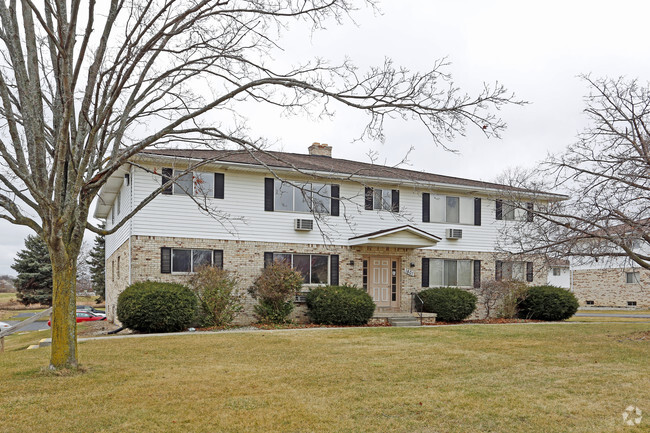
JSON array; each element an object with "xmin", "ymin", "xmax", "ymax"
[
  {"xmin": 518, "ymin": 285, "xmax": 579, "ymax": 321},
  {"xmin": 306, "ymin": 285, "xmax": 376, "ymax": 326},
  {"xmin": 117, "ymin": 281, "xmax": 197, "ymax": 333},
  {"xmin": 419, "ymin": 287, "xmax": 477, "ymax": 322}
]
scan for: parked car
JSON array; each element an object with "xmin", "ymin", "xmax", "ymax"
[
  {"xmin": 48, "ymin": 311, "xmax": 106, "ymax": 327},
  {"xmin": 0, "ymin": 321, "xmax": 12, "ymax": 331},
  {"xmin": 76, "ymin": 305, "xmax": 105, "ymax": 317}
]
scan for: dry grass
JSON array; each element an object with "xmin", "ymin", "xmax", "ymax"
[
  {"xmin": 1, "ymin": 323, "xmax": 649, "ymax": 433},
  {"xmin": 568, "ymin": 316, "xmax": 650, "ymax": 323},
  {"xmin": 0, "ymin": 292, "xmax": 17, "ymax": 303}
]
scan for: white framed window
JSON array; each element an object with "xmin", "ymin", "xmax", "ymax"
[
  {"xmin": 626, "ymin": 272, "xmax": 640, "ymax": 284},
  {"xmin": 172, "ymin": 249, "xmax": 216, "ymax": 273},
  {"xmin": 116, "ymin": 190, "xmax": 121, "ymax": 215},
  {"xmin": 430, "ymin": 195, "xmax": 474, "ymax": 224},
  {"xmin": 373, "ymin": 188, "xmax": 393, "ymax": 211},
  {"xmin": 273, "ymin": 253, "xmax": 329, "ymax": 284},
  {"xmin": 163, "ymin": 169, "xmax": 223, "ymax": 198},
  {"xmin": 429, "ymin": 259, "xmax": 473, "ymax": 287},
  {"xmin": 274, "ymin": 182, "xmax": 331, "ymax": 214}
]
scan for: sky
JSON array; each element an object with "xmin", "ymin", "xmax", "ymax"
[{"xmin": 1, "ymin": 0, "xmax": 650, "ymax": 275}]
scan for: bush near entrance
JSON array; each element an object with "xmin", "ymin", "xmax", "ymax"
[
  {"xmin": 419, "ymin": 287, "xmax": 477, "ymax": 322},
  {"xmin": 117, "ymin": 281, "xmax": 197, "ymax": 333},
  {"xmin": 306, "ymin": 285, "xmax": 376, "ymax": 326},
  {"xmin": 518, "ymin": 285, "xmax": 579, "ymax": 321}
]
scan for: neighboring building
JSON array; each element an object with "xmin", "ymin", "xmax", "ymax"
[
  {"xmin": 546, "ymin": 259, "xmax": 570, "ymax": 289},
  {"xmin": 95, "ymin": 144, "xmax": 566, "ymax": 323},
  {"xmin": 570, "ymin": 257, "xmax": 649, "ymax": 308}
]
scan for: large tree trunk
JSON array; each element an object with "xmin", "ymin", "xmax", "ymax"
[{"xmin": 49, "ymin": 250, "xmax": 78, "ymax": 369}]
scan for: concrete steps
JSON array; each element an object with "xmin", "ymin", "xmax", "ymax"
[{"xmin": 387, "ymin": 316, "xmax": 422, "ymax": 327}]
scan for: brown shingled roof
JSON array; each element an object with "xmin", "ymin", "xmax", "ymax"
[{"xmin": 139, "ymin": 148, "xmax": 565, "ymax": 198}]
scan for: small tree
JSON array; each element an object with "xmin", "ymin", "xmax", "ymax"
[
  {"xmin": 478, "ymin": 279, "xmax": 528, "ymax": 319},
  {"xmin": 249, "ymin": 262, "xmax": 304, "ymax": 324},
  {"xmin": 87, "ymin": 230, "xmax": 106, "ymax": 303},
  {"xmin": 189, "ymin": 267, "xmax": 243, "ymax": 327},
  {"xmin": 11, "ymin": 235, "xmax": 53, "ymax": 306}
]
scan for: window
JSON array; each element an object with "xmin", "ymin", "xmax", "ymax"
[
  {"xmin": 111, "ymin": 260, "xmax": 115, "ymax": 282},
  {"xmin": 552, "ymin": 267, "xmax": 561, "ymax": 276},
  {"xmin": 274, "ymin": 182, "xmax": 331, "ymax": 214},
  {"xmin": 626, "ymin": 272, "xmax": 640, "ymax": 284},
  {"xmin": 429, "ymin": 259, "xmax": 473, "ymax": 287},
  {"xmin": 585, "ymin": 300, "xmax": 595, "ymax": 305},
  {"xmin": 162, "ymin": 168, "xmax": 224, "ymax": 198},
  {"xmin": 161, "ymin": 248, "xmax": 223, "ymax": 274},
  {"xmin": 628, "ymin": 301, "xmax": 637, "ymax": 306},
  {"xmin": 496, "ymin": 261, "xmax": 533, "ymax": 282},
  {"xmin": 373, "ymin": 188, "xmax": 393, "ymax": 211},
  {"xmin": 272, "ymin": 253, "xmax": 329, "ymax": 284},
  {"xmin": 365, "ymin": 187, "xmax": 399, "ymax": 212},
  {"xmin": 117, "ymin": 256, "xmax": 120, "ymax": 279},
  {"xmin": 427, "ymin": 194, "xmax": 475, "ymax": 224},
  {"xmin": 116, "ymin": 190, "xmax": 121, "ymax": 215},
  {"xmin": 496, "ymin": 200, "xmax": 534, "ymax": 222}
]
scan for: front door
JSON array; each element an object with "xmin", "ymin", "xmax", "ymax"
[{"xmin": 368, "ymin": 257, "xmax": 399, "ymax": 308}]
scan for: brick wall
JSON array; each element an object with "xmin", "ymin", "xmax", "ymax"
[
  {"xmin": 105, "ymin": 235, "xmax": 549, "ymax": 324},
  {"xmin": 105, "ymin": 239, "xmax": 130, "ymax": 322},
  {"xmin": 572, "ymin": 268, "xmax": 649, "ymax": 308}
]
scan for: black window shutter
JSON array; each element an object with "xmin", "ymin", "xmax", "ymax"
[
  {"xmin": 264, "ymin": 178, "xmax": 274, "ymax": 211},
  {"xmin": 526, "ymin": 262, "xmax": 534, "ymax": 282},
  {"xmin": 526, "ymin": 202, "xmax": 534, "ymax": 222},
  {"xmin": 495, "ymin": 199, "xmax": 503, "ymax": 220},
  {"xmin": 264, "ymin": 252, "xmax": 274, "ymax": 268},
  {"xmin": 214, "ymin": 173, "xmax": 224, "ymax": 199},
  {"xmin": 495, "ymin": 260, "xmax": 503, "ymax": 281},
  {"xmin": 474, "ymin": 198, "xmax": 482, "ymax": 226},
  {"xmin": 161, "ymin": 247, "xmax": 172, "ymax": 273},
  {"xmin": 213, "ymin": 250, "xmax": 224, "ymax": 269},
  {"xmin": 331, "ymin": 185, "xmax": 340, "ymax": 217},
  {"xmin": 364, "ymin": 187, "xmax": 373, "ymax": 210},
  {"xmin": 422, "ymin": 258, "xmax": 430, "ymax": 287},
  {"xmin": 422, "ymin": 193, "xmax": 430, "ymax": 222},
  {"xmin": 473, "ymin": 260, "xmax": 481, "ymax": 288},
  {"xmin": 330, "ymin": 255, "xmax": 339, "ymax": 285},
  {"xmin": 392, "ymin": 190, "xmax": 400, "ymax": 213},
  {"xmin": 162, "ymin": 168, "xmax": 173, "ymax": 195}
]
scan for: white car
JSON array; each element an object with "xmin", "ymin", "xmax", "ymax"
[{"xmin": 0, "ymin": 321, "xmax": 12, "ymax": 331}]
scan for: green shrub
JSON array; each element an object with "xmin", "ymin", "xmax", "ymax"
[
  {"xmin": 518, "ymin": 285, "xmax": 579, "ymax": 321},
  {"xmin": 117, "ymin": 281, "xmax": 197, "ymax": 333},
  {"xmin": 419, "ymin": 287, "xmax": 477, "ymax": 322},
  {"xmin": 189, "ymin": 266, "xmax": 243, "ymax": 327},
  {"xmin": 249, "ymin": 262, "xmax": 304, "ymax": 324},
  {"xmin": 306, "ymin": 285, "xmax": 376, "ymax": 326}
]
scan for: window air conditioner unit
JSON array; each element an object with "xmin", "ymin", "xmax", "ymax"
[
  {"xmin": 445, "ymin": 228, "xmax": 462, "ymax": 239},
  {"xmin": 294, "ymin": 218, "xmax": 314, "ymax": 231}
]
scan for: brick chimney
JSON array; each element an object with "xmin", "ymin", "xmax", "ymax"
[{"xmin": 308, "ymin": 142, "xmax": 332, "ymax": 157}]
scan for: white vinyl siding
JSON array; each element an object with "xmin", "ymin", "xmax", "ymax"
[{"xmin": 121, "ymin": 164, "xmax": 519, "ymax": 253}]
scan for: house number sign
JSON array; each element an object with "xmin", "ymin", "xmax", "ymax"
[{"xmin": 403, "ymin": 268, "xmax": 415, "ymax": 277}]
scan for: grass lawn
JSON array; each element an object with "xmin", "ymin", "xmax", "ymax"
[
  {"xmin": 1, "ymin": 323, "xmax": 649, "ymax": 433},
  {"xmin": 0, "ymin": 292, "xmax": 16, "ymax": 303},
  {"xmin": 576, "ymin": 309, "xmax": 650, "ymax": 315}
]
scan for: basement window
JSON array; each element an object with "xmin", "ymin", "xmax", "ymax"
[
  {"xmin": 628, "ymin": 301, "xmax": 637, "ymax": 307},
  {"xmin": 585, "ymin": 300, "xmax": 594, "ymax": 305}
]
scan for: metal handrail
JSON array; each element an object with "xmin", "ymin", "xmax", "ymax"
[{"xmin": 410, "ymin": 292, "xmax": 424, "ymax": 325}]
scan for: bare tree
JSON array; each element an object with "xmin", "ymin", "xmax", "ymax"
[
  {"xmin": 496, "ymin": 76, "xmax": 650, "ymax": 270},
  {"xmin": 0, "ymin": 0, "xmax": 521, "ymax": 369}
]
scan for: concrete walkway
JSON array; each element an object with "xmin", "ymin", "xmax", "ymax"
[{"xmin": 574, "ymin": 313, "xmax": 650, "ymax": 319}]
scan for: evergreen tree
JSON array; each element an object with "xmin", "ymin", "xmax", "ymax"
[
  {"xmin": 87, "ymin": 229, "xmax": 105, "ymax": 303},
  {"xmin": 11, "ymin": 235, "xmax": 53, "ymax": 306}
]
